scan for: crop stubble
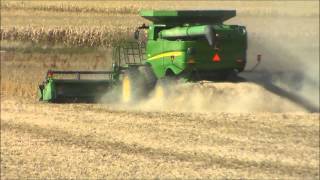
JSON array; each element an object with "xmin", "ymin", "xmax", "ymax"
[
  {"xmin": 1, "ymin": 98, "xmax": 319, "ymax": 179},
  {"xmin": 1, "ymin": 1, "xmax": 319, "ymax": 179}
]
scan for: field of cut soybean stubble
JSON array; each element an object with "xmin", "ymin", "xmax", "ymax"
[
  {"xmin": 1, "ymin": 0, "xmax": 320, "ymax": 179},
  {"xmin": 1, "ymin": 96, "xmax": 319, "ymax": 179}
]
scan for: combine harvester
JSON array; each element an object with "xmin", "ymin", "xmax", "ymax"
[{"xmin": 38, "ymin": 10, "xmax": 248, "ymax": 103}]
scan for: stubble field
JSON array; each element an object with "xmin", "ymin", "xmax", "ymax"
[{"xmin": 1, "ymin": 1, "xmax": 319, "ymax": 179}]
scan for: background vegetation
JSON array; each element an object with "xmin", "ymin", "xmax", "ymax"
[
  {"xmin": 1, "ymin": 0, "xmax": 318, "ymax": 98},
  {"xmin": 1, "ymin": 1, "xmax": 319, "ymax": 47},
  {"xmin": 1, "ymin": 1, "xmax": 319, "ymax": 179}
]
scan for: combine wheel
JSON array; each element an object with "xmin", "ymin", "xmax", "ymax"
[
  {"xmin": 138, "ymin": 65, "xmax": 157, "ymax": 92},
  {"xmin": 225, "ymin": 70, "xmax": 246, "ymax": 82},
  {"xmin": 152, "ymin": 75, "xmax": 176, "ymax": 100},
  {"xmin": 211, "ymin": 70, "xmax": 246, "ymax": 82},
  {"xmin": 153, "ymin": 79, "xmax": 166, "ymax": 100},
  {"xmin": 38, "ymin": 84, "xmax": 44, "ymax": 101},
  {"xmin": 121, "ymin": 70, "xmax": 137, "ymax": 103},
  {"xmin": 121, "ymin": 66, "xmax": 157, "ymax": 103}
]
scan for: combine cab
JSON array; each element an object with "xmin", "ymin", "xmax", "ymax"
[{"xmin": 38, "ymin": 10, "xmax": 248, "ymax": 103}]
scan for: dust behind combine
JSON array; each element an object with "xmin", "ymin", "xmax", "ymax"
[{"xmin": 1, "ymin": 1, "xmax": 319, "ymax": 179}]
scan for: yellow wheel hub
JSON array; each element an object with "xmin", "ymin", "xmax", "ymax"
[
  {"xmin": 154, "ymin": 83, "xmax": 164, "ymax": 99},
  {"xmin": 122, "ymin": 75, "xmax": 131, "ymax": 103}
]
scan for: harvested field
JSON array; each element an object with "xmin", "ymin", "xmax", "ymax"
[
  {"xmin": 1, "ymin": 97, "xmax": 319, "ymax": 179},
  {"xmin": 1, "ymin": 0, "xmax": 319, "ymax": 179},
  {"xmin": 1, "ymin": 48, "xmax": 319, "ymax": 178}
]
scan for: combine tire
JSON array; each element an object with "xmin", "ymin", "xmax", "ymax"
[
  {"xmin": 121, "ymin": 65, "xmax": 157, "ymax": 103},
  {"xmin": 138, "ymin": 65, "xmax": 157, "ymax": 92},
  {"xmin": 38, "ymin": 85, "xmax": 44, "ymax": 101},
  {"xmin": 152, "ymin": 75, "xmax": 177, "ymax": 99},
  {"xmin": 121, "ymin": 70, "xmax": 138, "ymax": 103},
  {"xmin": 225, "ymin": 70, "xmax": 246, "ymax": 82}
]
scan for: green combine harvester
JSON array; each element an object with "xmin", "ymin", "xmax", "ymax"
[{"xmin": 38, "ymin": 10, "xmax": 248, "ymax": 103}]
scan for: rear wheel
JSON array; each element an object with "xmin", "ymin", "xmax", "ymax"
[
  {"xmin": 224, "ymin": 70, "xmax": 246, "ymax": 82},
  {"xmin": 138, "ymin": 65, "xmax": 157, "ymax": 92},
  {"xmin": 203, "ymin": 70, "xmax": 246, "ymax": 82},
  {"xmin": 121, "ymin": 65, "xmax": 157, "ymax": 103},
  {"xmin": 153, "ymin": 72, "xmax": 179, "ymax": 99},
  {"xmin": 121, "ymin": 69, "xmax": 140, "ymax": 103},
  {"xmin": 121, "ymin": 73, "xmax": 132, "ymax": 103},
  {"xmin": 38, "ymin": 84, "xmax": 44, "ymax": 101}
]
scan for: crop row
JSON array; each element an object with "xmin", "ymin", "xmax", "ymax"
[
  {"xmin": 0, "ymin": 26, "xmax": 135, "ymax": 47},
  {"xmin": 1, "ymin": 2, "xmax": 140, "ymax": 14},
  {"xmin": 2, "ymin": 1, "xmax": 318, "ymax": 17}
]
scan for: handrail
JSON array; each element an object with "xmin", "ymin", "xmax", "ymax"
[
  {"xmin": 47, "ymin": 70, "xmax": 113, "ymax": 74},
  {"xmin": 46, "ymin": 70, "xmax": 114, "ymax": 80}
]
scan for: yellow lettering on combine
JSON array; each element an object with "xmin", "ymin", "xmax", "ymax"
[{"xmin": 147, "ymin": 51, "xmax": 183, "ymax": 61}]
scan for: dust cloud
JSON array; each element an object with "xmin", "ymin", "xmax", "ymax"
[
  {"xmin": 243, "ymin": 16, "xmax": 319, "ymax": 112},
  {"xmin": 101, "ymin": 16, "xmax": 319, "ymax": 113},
  {"xmin": 100, "ymin": 80, "xmax": 307, "ymax": 113},
  {"xmin": 133, "ymin": 81, "xmax": 306, "ymax": 113}
]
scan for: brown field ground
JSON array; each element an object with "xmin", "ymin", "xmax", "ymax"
[
  {"xmin": 1, "ymin": 0, "xmax": 319, "ymax": 179},
  {"xmin": 1, "ymin": 97, "xmax": 319, "ymax": 179}
]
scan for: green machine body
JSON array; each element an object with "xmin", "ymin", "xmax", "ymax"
[{"xmin": 138, "ymin": 10, "xmax": 247, "ymax": 80}]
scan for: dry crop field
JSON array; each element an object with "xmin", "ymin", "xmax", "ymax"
[
  {"xmin": 1, "ymin": 97, "xmax": 319, "ymax": 179},
  {"xmin": 1, "ymin": 0, "xmax": 319, "ymax": 179}
]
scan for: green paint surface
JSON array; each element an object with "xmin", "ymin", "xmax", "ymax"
[{"xmin": 39, "ymin": 10, "xmax": 247, "ymax": 102}]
